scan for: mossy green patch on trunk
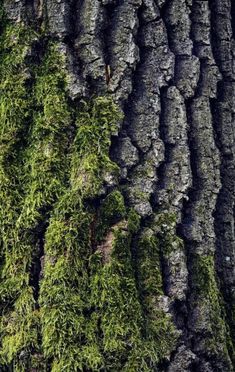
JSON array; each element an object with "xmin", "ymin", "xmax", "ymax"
[
  {"xmin": 0, "ymin": 6, "xmax": 181, "ymax": 371},
  {"xmin": 0, "ymin": 21, "xmax": 43, "ymax": 370},
  {"xmin": 89, "ymin": 214, "xmax": 143, "ymax": 370},
  {"xmin": 191, "ymin": 254, "xmax": 234, "ymax": 367},
  {"xmin": 136, "ymin": 229, "xmax": 178, "ymax": 367},
  {"xmin": 154, "ymin": 211, "xmax": 184, "ymax": 257},
  {"xmin": 38, "ymin": 92, "xmax": 123, "ymax": 370}
]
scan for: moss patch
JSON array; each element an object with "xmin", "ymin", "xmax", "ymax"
[
  {"xmin": 192, "ymin": 254, "xmax": 234, "ymax": 367},
  {"xmin": 0, "ymin": 7, "xmax": 180, "ymax": 372},
  {"xmin": 0, "ymin": 20, "xmax": 43, "ymax": 370},
  {"xmin": 38, "ymin": 92, "xmax": 123, "ymax": 370},
  {"xmin": 136, "ymin": 229, "xmax": 179, "ymax": 367},
  {"xmin": 155, "ymin": 211, "xmax": 184, "ymax": 257}
]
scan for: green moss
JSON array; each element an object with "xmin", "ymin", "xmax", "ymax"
[
  {"xmin": 71, "ymin": 97, "xmax": 122, "ymax": 197},
  {"xmin": 0, "ymin": 22, "xmax": 37, "ymax": 240},
  {"xmin": 0, "ymin": 20, "xmax": 124, "ymax": 367},
  {"xmin": 137, "ymin": 231, "xmax": 163, "ymax": 299},
  {"xmin": 89, "ymin": 232, "xmax": 141, "ymax": 369},
  {"xmin": 0, "ymin": 9, "xmax": 180, "ymax": 372},
  {"xmin": 38, "ymin": 91, "xmax": 123, "ymax": 369},
  {"xmin": 39, "ymin": 201, "xmax": 93, "ymax": 370},
  {"xmin": 192, "ymin": 254, "xmax": 233, "ymax": 365},
  {"xmin": 127, "ymin": 208, "xmax": 141, "ymax": 234},
  {"xmin": 101, "ymin": 190, "xmax": 126, "ymax": 222},
  {"xmin": 0, "ymin": 21, "xmax": 44, "ymax": 369},
  {"xmin": 96, "ymin": 190, "xmax": 126, "ymax": 241},
  {"xmin": 155, "ymin": 211, "xmax": 184, "ymax": 257},
  {"xmin": 20, "ymin": 41, "xmax": 72, "ymax": 223},
  {"xmin": 136, "ymin": 229, "xmax": 178, "ymax": 366},
  {"xmin": 226, "ymin": 304, "xmax": 235, "ymax": 366},
  {"xmin": 1, "ymin": 289, "xmax": 40, "ymax": 371}
]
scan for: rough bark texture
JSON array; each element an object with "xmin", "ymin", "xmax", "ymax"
[{"xmin": 0, "ymin": 0, "xmax": 234, "ymax": 371}]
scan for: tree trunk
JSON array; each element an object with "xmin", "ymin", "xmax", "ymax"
[{"xmin": 0, "ymin": 0, "xmax": 234, "ymax": 371}]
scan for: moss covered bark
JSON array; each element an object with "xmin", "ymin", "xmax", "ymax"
[
  {"xmin": 0, "ymin": 8, "xmax": 179, "ymax": 371},
  {"xmin": 1, "ymin": 1, "xmax": 234, "ymax": 371}
]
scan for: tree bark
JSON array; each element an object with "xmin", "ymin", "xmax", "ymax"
[{"xmin": 0, "ymin": 0, "xmax": 234, "ymax": 371}]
